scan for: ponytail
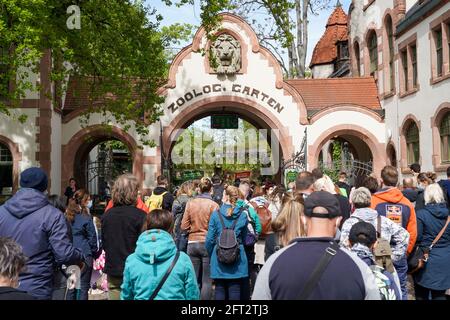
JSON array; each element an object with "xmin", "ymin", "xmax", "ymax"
[{"xmin": 225, "ymin": 186, "xmax": 243, "ymax": 217}]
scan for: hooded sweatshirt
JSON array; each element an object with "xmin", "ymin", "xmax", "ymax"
[
  {"xmin": 121, "ymin": 230, "xmax": 199, "ymax": 300},
  {"xmin": 205, "ymin": 202, "xmax": 249, "ymax": 279},
  {"xmin": 340, "ymin": 207, "xmax": 410, "ymax": 262},
  {"xmin": 371, "ymin": 187, "xmax": 417, "ymax": 255},
  {"xmin": 0, "ymin": 188, "xmax": 83, "ymax": 300}
]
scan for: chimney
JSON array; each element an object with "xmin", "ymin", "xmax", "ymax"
[{"xmin": 394, "ymin": 0, "xmax": 406, "ymax": 21}]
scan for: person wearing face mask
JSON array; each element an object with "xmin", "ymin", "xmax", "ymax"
[
  {"xmin": 66, "ymin": 189, "xmax": 100, "ymax": 300},
  {"xmin": 0, "ymin": 167, "xmax": 84, "ymax": 300},
  {"xmin": 415, "ymin": 172, "xmax": 439, "ymax": 211}
]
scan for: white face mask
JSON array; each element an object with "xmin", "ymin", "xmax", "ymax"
[{"xmin": 87, "ymin": 200, "xmax": 93, "ymax": 209}]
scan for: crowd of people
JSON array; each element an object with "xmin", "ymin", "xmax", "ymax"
[{"xmin": 1, "ymin": 163, "xmax": 450, "ymax": 300}]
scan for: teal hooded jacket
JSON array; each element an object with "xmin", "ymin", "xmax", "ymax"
[
  {"xmin": 205, "ymin": 202, "xmax": 249, "ymax": 279},
  {"xmin": 121, "ymin": 230, "xmax": 199, "ymax": 300}
]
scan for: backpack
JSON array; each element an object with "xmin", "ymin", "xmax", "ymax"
[
  {"xmin": 369, "ymin": 265, "xmax": 398, "ymax": 300},
  {"xmin": 173, "ymin": 200, "xmax": 188, "ymax": 252},
  {"xmin": 145, "ymin": 191, "xmax": 167, "ymax": 212},
  {"xmin": 216, "ymin": 210, "xmax": 241, "ymax": 265},
  {"xmin": 352, "ymin": 215, "xmax": 394, "ymax": 273},
  {"xmin": 373, "ymin": 215, "xmax": 395, "ymax": 273},
  {"xmin": 212, "ymin": 186, "xmax": 224, "ymax": 206},
  {"xmin": 250, "ymin": 201, "xmax": 272, "ymax": 238},
  {"xmin": 243, "ymin": 206, "xmax": 258, "ymax": 247}
]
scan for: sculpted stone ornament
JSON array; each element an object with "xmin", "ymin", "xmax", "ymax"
[{"xmin": 210, "ymin": 34, "xmax": 241, "ymax": 75}]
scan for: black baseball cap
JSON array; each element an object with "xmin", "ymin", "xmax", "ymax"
[
  {"xmin": 348, "ymin": 221, "xmax": 377, "ymax": 247},
  {"xmin": 304, "ymin": 191, "xmax": 341, "ymax": 219}
]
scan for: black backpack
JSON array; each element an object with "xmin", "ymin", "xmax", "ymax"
[
  {"xmin": 173, "ymin": 201, "xmax": 188, "ymax": 252},
  {"xmin": 216, "ymin": 211, "xmax": 241, "ymax": 265}
]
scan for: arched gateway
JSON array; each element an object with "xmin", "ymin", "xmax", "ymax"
[{"xmin": 59, "ymin": 13, "xmax": 386, "ymax": 193}]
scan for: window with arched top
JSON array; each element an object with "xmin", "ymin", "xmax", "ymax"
[
  {"xmin": 0, "ymin": 142, "xmax": 13, "ymax": 198},
  {"xmin": 354, "ymin": 41, "xmax": 361, "ymax": 76},
  {"xmin": 440, "ymin": 113, "xmax": 450, "ymax": 163},
  {"xmin": 385, "ymin": 16, "xmax": 395, "ymax": 91},
  {"xmin": 405, "ymin": 122, "xmax": 420, "ymax": 165},
  {"xmin": 368, "ymin": 31, "xmax": 378, "ymax": 76}
]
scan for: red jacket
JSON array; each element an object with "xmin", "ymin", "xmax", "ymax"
[
  {"xmin": 371, "ymin": 187, "xmax": 417, "ymax": 255},
  {"xmin": 104, "ymin": 198, "xmax": 150, "ymax": 214}
]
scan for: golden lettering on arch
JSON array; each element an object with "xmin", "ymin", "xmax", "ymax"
[{"xmin": 167, "ymin": 83, "xmax": 286, "ymax": 115}]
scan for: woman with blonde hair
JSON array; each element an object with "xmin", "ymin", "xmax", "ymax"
[
  {"xmin": 314, "ymin": 174, "xmax": 351, "ymax": 226},
  {"xmin": 265, "ymin": 193, "xmax": 306, "ymax": 261},
  {"xmin": 205, "ymin": 186, "xmax": 249, "ymax": 300}
]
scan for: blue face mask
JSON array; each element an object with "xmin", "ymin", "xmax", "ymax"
[{"xmin": 87, "ymin": 200, "xmax": 93, "ymax": 209}]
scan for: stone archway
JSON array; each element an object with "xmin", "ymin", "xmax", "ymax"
[
  {"xmin": 61, "ymin": 125, "xmax": 143, "ymax": 193},
  {"xmin": 308, "ymin": 124, "xmax": 386, "ymax": 176},
  {"xmin": 160, "ymin": 96, "xmax": 295, "ymax": 182}
]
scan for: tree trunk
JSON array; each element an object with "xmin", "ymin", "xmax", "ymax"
[{"xmin": 294, "ymin": 0, "xmax": 309, "ymax": 78}]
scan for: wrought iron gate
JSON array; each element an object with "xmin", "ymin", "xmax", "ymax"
[{"xmin": 319, "ymin": 159, "xmax": 373, "ymax": 186}]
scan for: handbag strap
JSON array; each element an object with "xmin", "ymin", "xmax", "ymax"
[
  {"xmin": 430, "ymin": 216, "xmax": 450, "ymax": 250},
  {"xmin": 148, "ymin": 251, "xmax": 180, "ymax": 300},
  {"xmin": 377, "ymin": 215, "xmax": 382, "ymax": 238},
  {"xmin": 297, "ymin": 241, "xmax": 340, "ymax": 300}
]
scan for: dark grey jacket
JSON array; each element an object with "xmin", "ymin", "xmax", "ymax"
[{"xmin": 252, "ymin": 237, "xmax": 381, "ymax": 300}]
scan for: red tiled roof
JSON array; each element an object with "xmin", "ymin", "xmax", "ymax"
[
  {"xmin": 63, "ymin": 76, "xmax": 144, "ymax": 114},
  {"xmin": 310, "ymin": 6, "xmax": 348, "ymax": 67},
  {"xmin": 285, "ymin": 77, "xmax": 381, "ymax": 110},
  {"xmin": 63, "ymin": 76, "xmax": 96, "ymax": 113}
]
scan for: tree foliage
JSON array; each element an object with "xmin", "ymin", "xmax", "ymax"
[
  {"xmin": 231, "ymin": 0, "xmax": 332, "ymax": 78},
  {"xmin": 0, "ymin": 0, "xmax": 227, "ymax": 145}
]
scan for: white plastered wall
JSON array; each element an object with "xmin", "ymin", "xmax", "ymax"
[{"xmin": 0, "ymin": 109, "xmax": 39, "ymax": 172}]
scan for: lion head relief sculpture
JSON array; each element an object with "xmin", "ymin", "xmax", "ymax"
[{"xmin": 210, "ymin": 34, "xmax": 241, "ymax": 75}]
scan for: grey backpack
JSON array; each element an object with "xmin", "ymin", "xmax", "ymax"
[{"xmin": 216, "ymin": 210, "xmax": 241, "ymax": 265}]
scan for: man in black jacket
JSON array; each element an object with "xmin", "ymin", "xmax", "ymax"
[
  {"xmin": 211, "ymin": 175, "xmax": 224, "ymax": 206},
  {"xmin": 150, "ymin": 175, "xmax": 174, "ymax": 211}
]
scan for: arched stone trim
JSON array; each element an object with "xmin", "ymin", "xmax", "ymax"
[
  {"xmin": 61, "ymin": 125, "xmax": 143, "ymax": 194},
  {"xmin": 431, "ymin": 102, "xmax": 450, "ymax": 172},
  {"xmin": 364, "ymin": 27, "xmax": 380, "ymax": 78},
  {"xmin": 281, "ymin": 80, "xmax": 309, "ymax": 125},
  {"xmin": 192, "ymin": 13, "xmax": 260, "ymax": 54},
  {"xmin": 399, "ymin": 114, "xmax": 422, "ymax": 172},
  {"xmin": 382, "ymin": 11, "xmax": 397, "ymax": 95},
  {"xmin": 308, "ymin": 104, "xmax": 384, "ymax": 124},
  {"xmin": 161, "ymin": 96, "xmax": 295, "ymax": 165},
  {"xmin": 0, "ymin": 135, "xmax": 22, "ymax": 193},
  {"xmin": 166, "ymin": 46, "xmax": 193, "ymax": 90},
  {"xmin": 203, "ymin": 29, "xmax": 248, "ymax": 75},
  {"xmin": 386, "ymin": 140, "xmax": 398, "ymax": 167},
  {"xmin": 350, "ymin": 36, "xmax": 362, "ymax": 76},
  {"xmin": 308, "ymin": 124, "xmax": 386, "ymax": 176}
]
